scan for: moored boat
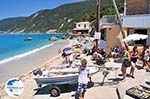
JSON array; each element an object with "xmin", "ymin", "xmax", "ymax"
[
  {"xmin": 49, "ymin": 36, "xmax": 57, "ymax": 41},
  {"xmin": 24, "ymin": 37, "xmax": 32, "ymax": 41}
]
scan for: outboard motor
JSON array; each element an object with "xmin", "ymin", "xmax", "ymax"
[{"xmin": 33, "ymin": 68, "xmax": 42, "ymax": 76}]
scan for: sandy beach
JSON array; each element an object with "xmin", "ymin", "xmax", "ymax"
[
  {"xmin": 0, "ymin": 40, "xmax": 70, "ymax": 84},
  {"xmin": 0, "ymin": 39, "xmax": 149, "ymax": 99},
  {"xmin": 1, "ymin": 56, "xmax": 149, "ymax": 99}
]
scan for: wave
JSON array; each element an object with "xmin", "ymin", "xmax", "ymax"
[{"xmin": 0, "ymin": 43, "xmax": 55, "ymax": 64}]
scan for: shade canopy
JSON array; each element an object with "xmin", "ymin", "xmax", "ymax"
[
  {"xmin": 63, "ymin": 47, "xmax": 71, "ymax": 51},
  {"xmin": 63, "ymin": 47, "xmax": 72, "ymax": 55},
  {"xmin": 122, "ymin": 34, "xmax": 148, "ymax": 42}
]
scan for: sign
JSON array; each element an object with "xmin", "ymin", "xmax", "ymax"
[
  {"xmin": 5, "ymin": 78, "xmax": 24, "ymax": 97},
  {"xmin": 94, "ymin": 32, "xmax": 101, "ymax": 39}
]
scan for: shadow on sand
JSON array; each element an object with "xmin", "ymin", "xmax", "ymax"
[
  {"xmin": 34, "ymin": 82, "xmax": 94, "ymax": 96},
  {"xmin": 114, "ymin": 59, "xmax": 122, "ymax": 63}
]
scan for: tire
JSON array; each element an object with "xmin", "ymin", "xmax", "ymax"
[{"xmin": 50, "ymin": 86, "xmax": 61, "ymax": 97}]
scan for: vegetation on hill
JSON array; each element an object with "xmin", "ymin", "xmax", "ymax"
[{"xmin": 0, "ymin": 0, "xmax": 124, "ymax": 33}]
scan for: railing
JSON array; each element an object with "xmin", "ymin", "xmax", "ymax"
[
  {"xmin": 123, "ymin": 14, "xmax": 150, "ymax": 28},
  {"xmin": 100, "ymin": 15, "xmax": 121, "ymax": 29},
  {"xmin": 100, "ymin": 15, "xmax": 117, "ymax": 24}
]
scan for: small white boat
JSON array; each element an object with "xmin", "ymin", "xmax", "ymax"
[
  {"xmin": 33, "ymin": 66, "xmax": 99, "ymax": 97},
  {"xmin": 33, "ymin": 66, "xmax": 99, "ymax": 85},
  {"xmin": 49, "ymin": 36, "xmax": 57, "ymax": 41},
  {"xmin": 24, "ymin": 37, "xmax": 32, "ymax": 41}
]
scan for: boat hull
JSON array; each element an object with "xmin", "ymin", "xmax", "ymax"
[
  {"xmin": 34, "ymin": 66, "xmax": 99, "ymax": 85},
  {"xmin": 34, "ymin": 74, "xmax": 78, "ymax": 85}
]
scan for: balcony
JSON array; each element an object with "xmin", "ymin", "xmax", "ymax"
[
  {"xmin": 100, "ymin": 15, "xmax": 121, "ymax": 29},
  {"xmin": 123, "ymin": 14, "xmax": 150, "ymax": 28}
]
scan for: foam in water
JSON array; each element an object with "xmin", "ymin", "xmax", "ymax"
[{"xmin": 0, "ymin": 43, "xmax": 54, "ymax": 64}]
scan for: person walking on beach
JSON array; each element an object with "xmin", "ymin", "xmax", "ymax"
[
  {"xmin": 130, "ymin": 46, "xmax": 138, "ymax": 78},
  {"xmin": 142, "ymin": 45, "xmax": 150, "ymax": 69},
  {"xmin": 121, "ymin": 46, "xmax": 131, "ymax": 81},
  {"xmin": 77, "ymin": 59, "xmax": 90, "ymax": 99}
]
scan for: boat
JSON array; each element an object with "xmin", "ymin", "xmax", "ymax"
[
  {"xmin": 49, "ymin": 36, "xmax": 57, "ymax": 41},
  {"xmin": 33, "ymin": 66, "xmax": 99, "ymax": 97},
  {"xmin": 33, "ymin": 66, "xmax": 99, "ymax": 85},
  {"xmin": 34, "ymin": 73, "xmax": 78, "ymax": 85},
  {"xmin": 24, "ymin": 37, "xmax": 32, "ymax": 41}
]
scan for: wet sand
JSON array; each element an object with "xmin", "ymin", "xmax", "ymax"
[{"xmin": 0, "ymin": 40, "xmax": 70, "ymax": 84}]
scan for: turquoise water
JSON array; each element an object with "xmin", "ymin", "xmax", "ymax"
[{"xmin": 0, "ymin": 34, "xmax": 63, "ymax": 63}]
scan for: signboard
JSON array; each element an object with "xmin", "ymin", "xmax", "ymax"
[
  {"xmin": 5, "ymin": 78, "xmax": 24, "ymax": 97},
  {"xmin": 94, "ymin": 32, "xmax": 101, "ymax": 39}
]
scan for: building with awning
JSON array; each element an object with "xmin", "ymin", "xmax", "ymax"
[{"xmin": 123, "ymin": 0, "xmax": 150, "ymax": 45}]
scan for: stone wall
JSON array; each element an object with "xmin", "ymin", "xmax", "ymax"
[
  {"xmin": 147, "ymin": 29, "xmax": 150, "ymax": 46},
  {"xmin": 126, "ymin": 0, "xmax": 150, "ymax": 15},
  {"xmin": 105, "ymin": 25, "xmax": 127, "ymax": 55}
]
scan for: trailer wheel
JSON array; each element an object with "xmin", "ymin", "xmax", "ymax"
[{"xmin": 50, "ymin": 86, "xmax": 61, "ymax": 97}]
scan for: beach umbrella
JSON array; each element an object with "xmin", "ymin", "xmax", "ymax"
[
  {"xmin": 63, "ymin": 47, "xmax": 72, "ymax": 55},
  {"xmin": 122, "ymin": 34, "xmax": 148, "ymax": 42},
  {"xmin": 63, "ymin": 47, "xmax": 71, "ymax": 51}
]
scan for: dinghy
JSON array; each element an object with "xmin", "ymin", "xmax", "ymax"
[{"xmin": 33, "ymin": 66, "xmax": 99, "ymax": 85}]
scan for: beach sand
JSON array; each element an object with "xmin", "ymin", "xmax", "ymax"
[
  {"xmin": 0, "ymin": 55, "xmax": 64, "ymax": 99},
  {"xmin": 0, "ymin": 40, "xmax": 72, "ymax": 99},
  {"xmin": 0, "ymin": 40, "xmax": 149, "ymax": 99},
  {"xmin": 32, "ymin": 58, "xmax": 148, "ymax": 99},
  {"xmin": 0, "ymin": 40, "xmax": 70, "ymax": 84}
]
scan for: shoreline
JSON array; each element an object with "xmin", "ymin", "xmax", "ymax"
[
  {"xmin": 0, "ymin": 40, "xmax": 70, "ymax": 84},
  {"xmin": 0, "ymin": 43, "xmax": 54, "ymax": 64},
  {"xmin": 0, "ymin": 39, "xmax": 73, "ymax": 99},
  {"xmin": 0, "ymin": 40, "xmax": 67, "ymax": 64}
]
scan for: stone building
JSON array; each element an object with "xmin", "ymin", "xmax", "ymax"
[{"xmin": 123, "ymin": 0, "xmax": 150, "ymax": 45}]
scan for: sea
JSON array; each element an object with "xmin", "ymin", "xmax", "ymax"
[{"xmin": 0, "ymin": 33, "xmax": 64, "ymax": 64}]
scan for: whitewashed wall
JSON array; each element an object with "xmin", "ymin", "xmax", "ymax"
[{"xmin": 123, "ymin": 14, "xmax": 150, "ymax": 28}]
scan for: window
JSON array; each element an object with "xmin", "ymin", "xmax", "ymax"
[
  {"xmin": 78, "ymin": 24, "xmax": 80, "ymax": 27},
  {"xmin": 84, "ymin": 24, "xmax": 86, "ymax": 28}
]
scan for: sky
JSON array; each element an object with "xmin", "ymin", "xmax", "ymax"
[{"xmin": 0, "ymin": 0, "xmax": 83, "ymax": 20}]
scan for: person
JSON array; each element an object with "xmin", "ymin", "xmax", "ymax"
[
  {"xmin": 92, "ymin": 52, "xmax": 104, "ymax": 65},
  {"xmin": 111, "ymin": 47, "xmax": 116, "ymax": 58},
  {"xmin": 77, "ymin": 59, "xmax": 90, "ymax": 99},
  {"xmin": 130, "ymin": 46, "xmax": 138, "ymax": 78},
  {"xmin": 100, "ymin": 48, "xmax": 106, "ymax": 58},
  {"xmin": 61, "ymin": 51, "xmax": 67, "ymax": 58},
  {"xmin": 80, "ymin": 49, "xmax": 88, "ymax": 60},
  {"xmin": 142, "ymin": 45, "xmax": 150, "ymax": 69},
  {"xmin": 114, "ymin": 46, "xmax": 120, "ymax": 58},
  {"xmin": 68, "ymin": 53, "xmax": 74, "ymax": 67},
  {"xmin": 121, "ymin": 46, "xmax": 131, "ymax": 81}
]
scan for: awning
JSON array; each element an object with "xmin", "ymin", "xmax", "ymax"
[{"xmin": 122, "ymin": 34, "xmax": 148, "ymax": 42}]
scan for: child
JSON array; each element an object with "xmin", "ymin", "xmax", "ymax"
[{"xmin": 77, "ymin": 59, "xmax": 90, "ymax": 99}]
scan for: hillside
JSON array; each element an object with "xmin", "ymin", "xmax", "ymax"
[{"xmin": 0, "ymin": 0, "xmax": 124, "ymax": 33}]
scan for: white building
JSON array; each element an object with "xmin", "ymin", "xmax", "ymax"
[
  {"xmin": 122, "ymin": 0, "xmax": 150, "ymax": 45},
  {"xmin": 73, "ymin": 22, "xmax": 91, "ymax": 35}
]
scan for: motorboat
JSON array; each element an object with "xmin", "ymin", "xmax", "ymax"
[
  {"xmin": 49, "ymin": 36, "xmax": 57, "ymax": 41},
  {"xmin": 33, "ymin": 66, "xmax": 99, "ymax": 85},
  {"xmin": 24, "ymin": 37, "xmax": 32, "ymax": 41},
  {"xmin": 33, "ymin": 65, "xmax": 99, "ymax": 97}
]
